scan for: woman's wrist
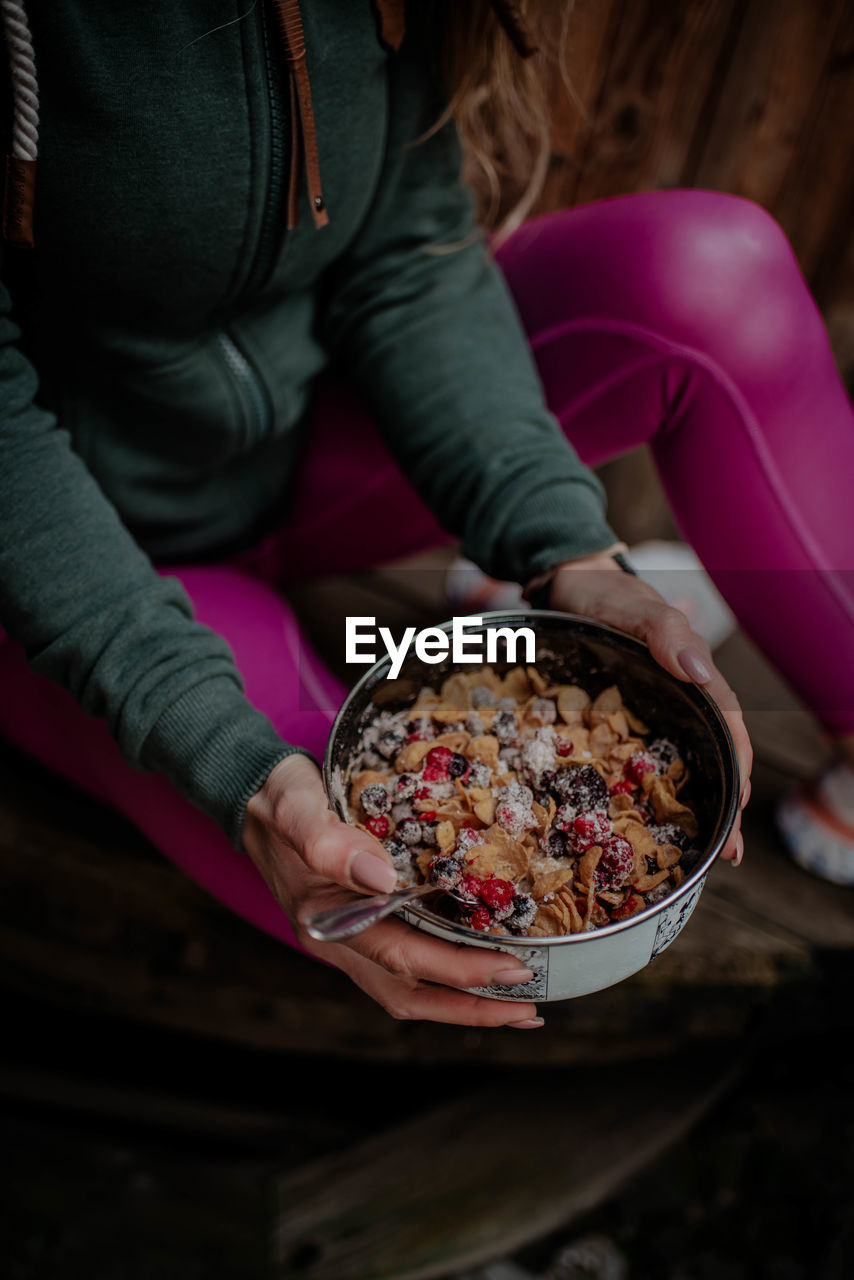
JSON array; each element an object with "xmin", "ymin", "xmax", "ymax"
[
  {"xmin": 523, "ymin": 542, "xmax": 630, "ymax": 608},
  {"xmin": 243, "ymin": 751, "xmax": 321, "ymax": 851}
]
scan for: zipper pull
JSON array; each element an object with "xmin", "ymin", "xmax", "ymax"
[{"xmin": 271, "ymin": 0, "xmax": 329, "ymax": 230}]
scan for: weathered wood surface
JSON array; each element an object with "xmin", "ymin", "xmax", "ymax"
[
  {"xmin": 273, "ymin": 1048, "xmax": 739, "ymax": 1280},
  {"xmin": 536, "ymin": 0, "xmax": 854, "ymax": 392},
  {"xmin": 0, "ymin": 733, "xmax": 845, "ymax": 1068}
]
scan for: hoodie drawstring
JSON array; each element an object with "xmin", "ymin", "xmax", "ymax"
[
  {"xmin": 1, "ymin": 0, "xmax": 38, "ymax": 248},
  {"xmin": 1, "ymin": 1, "xmax": 538, "ymax": 249}
]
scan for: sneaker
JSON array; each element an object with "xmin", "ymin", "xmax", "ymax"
[{"xmin": 776, "ymin": 760, "xmax": 854, "ymax": 886}]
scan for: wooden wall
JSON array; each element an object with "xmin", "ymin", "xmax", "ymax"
[{"xmin": 528, "ymin": 0, "xmax": 854, "ymax": 542}]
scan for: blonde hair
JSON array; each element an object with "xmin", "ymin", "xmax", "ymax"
[{"xmin": 421, "ymin": 1, "xmax": 577, "ymax": 252}]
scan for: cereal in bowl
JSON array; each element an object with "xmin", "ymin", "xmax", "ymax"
[{"xmin": 344, "ymin": 666, "xmax": 701, "ymax": 937}]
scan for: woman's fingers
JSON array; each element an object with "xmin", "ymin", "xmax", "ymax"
[
  {"xmin": 551, "ymin": 569, "xmax": 752, "ymax": 863},
  {"xmin": 248, "ymin": 753, "xmax": 399, "ymax": 894},
  {"xmin": 306, "ymin": 821, "xmax": 399, "ymax": 893},
  {"xmin": 342, "ymin": 911, "xmax": 537, "ymax": 991},
  {"xmin": 293, "ymin": 872, "xmax": 536, "ymax": 991},
  {"xmin": 318, "ymin": 939, "xmax": 542, "ymax": 1027}
]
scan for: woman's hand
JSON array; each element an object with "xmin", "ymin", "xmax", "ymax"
[
  {"xmin": 546, "ymin": 551, "xmax": 752, "ymax": 865},
  {"xmin": 242, "ymin": 754, "xmax": 542, "ymax": 1026}
]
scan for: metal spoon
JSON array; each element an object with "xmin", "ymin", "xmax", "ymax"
[{"xmin": 305, "ymin": 882, "xmax": 444, "ymax": 942}]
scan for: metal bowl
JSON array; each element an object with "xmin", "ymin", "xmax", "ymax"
[{"xmin": 323, "ymin": 611, "xmax": 739, "ymax": 1001}]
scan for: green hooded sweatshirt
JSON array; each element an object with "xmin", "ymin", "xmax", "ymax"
[{"xmin": 0, "ymin": 0, "xmax": 618, "ymax": 847}]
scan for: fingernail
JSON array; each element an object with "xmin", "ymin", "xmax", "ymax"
[
  {"xmin": 490, "ymin": 968, "xmax": 536, "ymax": 985},
  {"xmin": 507, "ymin": 1017, "xmax": 545, "ymax": 1029},
  {"xmin": 351, "ymin": 850, "xmax": 398, "ymax": 894},
  {"xmin": 740, "ymin": 779, "xmax": 752, "ymax": 810},
  {"xmin": 731, "ymin": 832, "xmax": 744, "ymax": 867},
  {"xmin": 678, "ymin": 646, "xmax": 712, "ymax": 684}
]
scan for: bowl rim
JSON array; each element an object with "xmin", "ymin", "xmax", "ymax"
[{"xmin": 323, "ymin": 608, "xmax": 740, "ymax": 947}]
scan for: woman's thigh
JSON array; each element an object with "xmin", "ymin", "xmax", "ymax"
[{"xmin": 494, "ymin": 190, "xmax": 854, "ymax": 730}]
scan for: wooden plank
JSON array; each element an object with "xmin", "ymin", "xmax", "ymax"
[
  {"xmin": 772, "ymin": 3, "xmax": 854, "ymax": 282},
  {"xmin": 537, "ymin": 0, "xmax": 625, "ymax": 213},
  {"xmin": 273, "ymin": 1049, "xmax": 740, "ymax": 1280},
  {"xmin": 692, "ymin": 0, "xmax": 844, "ymax": 212},
  {"xmin": 567, "ymin": 0, "xmax": 741, "ymax": 206}
]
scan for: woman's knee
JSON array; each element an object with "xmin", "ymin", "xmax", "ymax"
[
  {"xmin": 637, "ymin": 190, "xmax": 819, "ymax": 380},
  {"xmin": 501, "ymin": 190, "xmax": 819, "ymax": 384}
]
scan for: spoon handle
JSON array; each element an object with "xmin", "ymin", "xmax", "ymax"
[{"xmin": 304, "ymin": 882, "xmax": 438, "ymax": 943}]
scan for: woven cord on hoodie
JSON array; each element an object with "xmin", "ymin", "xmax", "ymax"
[{"xmin": 1, "ymin": 0, "xmax": 38, "ymax": 246}]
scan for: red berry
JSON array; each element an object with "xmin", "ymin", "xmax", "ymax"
[
  {"xmin": 555, "ymin": 737, "xmax": 574, "ymax": 757},
  {"xmin": 459, "ymin": 874, "xmax": 484, "ymax": 901},
  {"xmin": 573, "ymin": 811, "xmax": 610, "ymax": 839},
  {"xmin": 414, "ymin": 786, "xmax": 432, "ymax": 801},
  {"xmin": 480, "ymin": 878, "xmax": 515, "ymax": 911},
  {"xmin": 623, "ymin": 753, "xmax": 656, "ymax": 784},
  {"xmin": 468, "ymin": 906, "xmax": 492, "ymax": 931},
  {"xmin": 420, "ymin": 810, "xmax": 437, "ymax": 821},
  {"xmin": 595, "ymin": 835, "xmax": 635, "ymax": 889},
  {"xmin": 365, "ymin": 815, "xmax": 389, "ymax": 839},
  {"xmin": 424, "ymin": 746, "xmax": 453, "ymax": 780},
  {"xmin": 610, "ymin": 779, "xmax": 633, "ymax": 795},
  {"xmin": 405, "ymin": 731, "xmax": 426, "ymax": 744}
]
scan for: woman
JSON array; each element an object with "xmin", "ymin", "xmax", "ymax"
[{"xmin": 0, "ymin": 1, "xmax": 849, "ymax": 1028}]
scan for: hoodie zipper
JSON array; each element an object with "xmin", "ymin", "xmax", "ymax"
[
  {"xmin": 242, "ymin": 1, "xmax": 289, "ymax": 297},
  {"xmin": 216, "ymin": 331, "xmax": 272, "ymax": 447}
]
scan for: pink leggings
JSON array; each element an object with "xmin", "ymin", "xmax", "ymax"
[{"xmin": 2, "ymin": 190, "xmax": 853, "ymax": 950}]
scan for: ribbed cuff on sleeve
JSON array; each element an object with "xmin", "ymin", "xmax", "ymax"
[{"xmin": 140, "ymin": 678, "xmax": 320, "ymax": 850}]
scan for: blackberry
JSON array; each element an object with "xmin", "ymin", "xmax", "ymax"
[
  {"xmin": 421, "ymin": 821, "xmax": 438, "ymax": 845},
  {"xmin": 447, "ymin": 752, "xmax": 469, "ymax": 779},
  {"xmin": 499, "ymin": 782, "xmax": 533, "ymax": 807},
  {"xmin": 384, "ymin": 838, "xmax": 411, "ymax": 871},
  {"xmin": 507, "ymin": 893, "xmax": 537, "ymax": 933},
  {"xmin": 396, "ymin": 817, "xmax": 423, "ymax": 846},
  {"xmin": 467, "ymin": 761, "xmax": 492, "ymax": 789},
  {"xmin": 648, "ymin": 737, "xmax": 680, "ymax": 772},
  {"xmin": 650, "ymin": 821, "xmax": 689, "ymax": 850},
  {"xmin": 493, "ymin": 709, "xmax": 517, "ymax": 744},
  {"xmin": 377, "ymin": 726, "xmax": 405, "ymax": 759},
  {"xmin": 544, "ymin": 829, "xmax": 568, "ymax": 858},
  {"xmin": 558, "ymin": 764, "xmax": 609, "ymax": 811},
  {"xmin": 360, "ymin": 783, "xmax": 391, "ymax": 817},
  {"xmin": 428, "ymin": 855, "xmax": 463, "ymax": 891}
]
